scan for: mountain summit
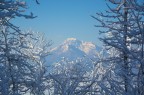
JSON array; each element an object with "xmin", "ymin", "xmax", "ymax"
[{"xmin": 47, "ymin": 38, "xmax": 100, "ymax": 64}]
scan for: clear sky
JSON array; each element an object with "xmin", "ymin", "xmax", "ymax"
[{"xmin": 14, "ymin": 0, "xmax": 107, "ymax": 47}]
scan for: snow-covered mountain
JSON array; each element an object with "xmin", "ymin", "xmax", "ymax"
[{"xmin": 47, "ymin": 38, "xmax": 101, "ymax": 64}]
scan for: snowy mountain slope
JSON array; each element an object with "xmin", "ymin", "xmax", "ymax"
[{"xmin": 47, "ymin": 38, "xmax": 101, "ymax": 64}]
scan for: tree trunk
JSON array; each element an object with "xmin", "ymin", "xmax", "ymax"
[{"xmin": 123, "ymin": 0, "xmax": 128, "ymax": 92}]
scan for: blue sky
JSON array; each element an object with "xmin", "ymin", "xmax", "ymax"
[{"xmin": 14, "ymin": 0, "xmax": 107, "ymax": 47}]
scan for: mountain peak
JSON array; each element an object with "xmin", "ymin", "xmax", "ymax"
[
  {"xmin": 63, "ymin": 38, "xmax": 81, "ymax": 47},
  {"xmin": 64, "ymin": 38, "xmax": 80, "ymax": 43},
  {"xmin": 56, "ymin": 38, "xmax": 98, "ymax": 54},
  {"xmin": 47, "ymin": 38, "xmax": 101, "ymax": 64},
  {"xmin": 66, "ymin": 38, "xmax": 77, "ymax": 41}
]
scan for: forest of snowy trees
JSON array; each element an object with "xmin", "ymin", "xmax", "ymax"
[{"xmin": 0, "ymin": 0, "xmax": 144, "ymax": 95}]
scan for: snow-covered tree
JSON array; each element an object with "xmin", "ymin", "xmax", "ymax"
[
  {"xmin": 0, "ymin": 0, "xmax": 53, "ymax": 95},
  {"xmin": 92, "ymin": 0, "xmax": 144, "ymax": 94},
  {"xmin": 0, "ymin": 26, "xmax": 51, "ymax": 95},
  {"xmin": 22, "ymin": 31, "xmax": 52, "ymax": 95},
  {"xmin": 49, "ymin": 57, "xmax": 97, "ymax": 95},
  {"xmin": 0, "ymin": 0, "xmax": 36, "ymax": 32}
]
